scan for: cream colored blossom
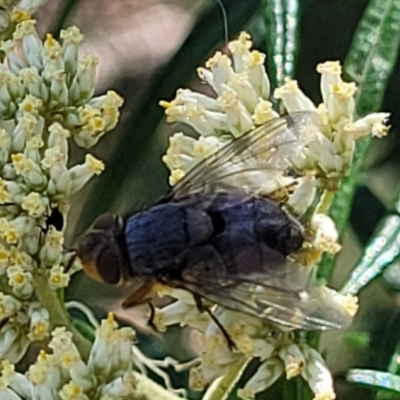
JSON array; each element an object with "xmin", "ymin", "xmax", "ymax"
[{"xmin": 0, "ymin": 5, "xmax": 123, "ymax": 384}]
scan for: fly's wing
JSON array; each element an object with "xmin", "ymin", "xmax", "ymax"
[
  {"xmin": 170, "ymin": 112, "xmax": 322, "ymax": 199},
  {"xmin": 165, "ymin": 255, "xmax": 352, "ymax": 330}
]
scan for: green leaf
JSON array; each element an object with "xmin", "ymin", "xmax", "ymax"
[
  {"xmin": 262, "ymin": 0, "xmax": 299, "ymax": 88},
  {"xmin": 318, "ymin": 0, "xmax": 400, "ymax": 281},
  {"xmin": 77, "ymin": 0, "xmax": 261, "ymax": 234},
  {"xmin": 347, "ymin": 369, "xmax": 400, "ymax": 393},
  {"xmin": 72, "ymin": 318, "xmax": 96, "ymax": 342},
  {"xmin": 341, "ymin": 215, "xmax": 400, "ymax": 294},
  {"xmin": 342, "ymin": 331, "xmax": 371, "ymax": 349}
]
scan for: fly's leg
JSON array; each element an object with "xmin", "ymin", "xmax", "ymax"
[
  {"xmin": 122, "ymin": 280, "xmax": 155, "ymax": 308},
  {"xmin": 147, "ymin": 301, "xmax": 157, "ymax": 331},
  {"xmin": 193, "ymin": 294, "xmax": 236, "ymax": 350},
  {"xmin": 121, "ymin": 281, "xmax": 158, "ymax": 330},
  {"xmin": 64, "ymin": 251, "xmax": 77, "ymax": 273}
]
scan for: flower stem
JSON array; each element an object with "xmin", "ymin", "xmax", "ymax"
[
  {"xmin": 315, "ymin": 190, "xmax": 335, "ymax": 215},
  {"xmin": 33, "ymin": 268, "xmax": 92, "ymax": 359},
  {"xmin": 131, "ymin": 372, "xmax": 187, "ymax": 400},
  {"xmin": 203, "ymin": 359, "xmax": 250, "ymax": 400}
]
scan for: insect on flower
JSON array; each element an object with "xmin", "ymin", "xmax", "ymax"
[{"xmin": 77, "ymin": 112, "xmax": 353, "ymax": 332}]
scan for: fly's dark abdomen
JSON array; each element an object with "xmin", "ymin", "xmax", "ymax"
[{"xmin": 124, "ymin": 192, "xmax": 304, "ymax": 279}]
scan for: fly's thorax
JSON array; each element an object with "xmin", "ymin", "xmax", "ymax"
[{"xmin": 77, "ymin": 213, "xmax": 131, "ymax": 285}]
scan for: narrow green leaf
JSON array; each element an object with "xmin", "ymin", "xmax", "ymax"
[
  {"xmin": 77, "ymin": 0, "xmax": 261, "ymax": 233},
  {"xmin": 347, "ymin": 369, "xmax": 400, "ymax": 393},
  {"xmin": 341, "ymin": 215, "xmax": 400, "ymax": 294},
  {"xmin": 262, "ymin": 0, "xmax": 299, "ymax": 88},
  {"xmin": 318, "ymin": 0, "xmax": 400, "ymax": 281},
  {"xmin": 72, "ymin": 318, "xmax": 96, "ymax": 342},
  {"xmin": 51, "ymin": 0, "xmax": 81, "ymax": 36},
  {"xmin": 342, "ymin": 331, "xmax": 371, "ymax": 349},
  {"xmin": 375, "ymin": 341, "xmax": 400, "ymax": 399}
]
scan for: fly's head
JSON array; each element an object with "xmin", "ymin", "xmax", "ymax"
[{"xmin": 77, "ymin": 213, "xmax": 130, "ymax": 285}]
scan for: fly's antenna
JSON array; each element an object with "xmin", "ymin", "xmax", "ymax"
[{"xmin": 216, "ymin": 0, "xmax": 229, "ymax": 44}]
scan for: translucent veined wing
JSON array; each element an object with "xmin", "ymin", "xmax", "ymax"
[
  {"xmin": 170, "ymin": 112, "xmax": 322, "ymax": 200},
  {"xmin": 162, "ymin": 189, "xmax": 352, "ymax": 330},
  {"xmin": 165, "ymin": 257, "xmax": 352, "ymax": 330}
]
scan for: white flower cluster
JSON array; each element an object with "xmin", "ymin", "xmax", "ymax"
[
  {"xmin": 158, "ymin": 32, "xmax": 388, "ymax": 399},
  {"xmin": 161, "ymin": 32, "xmax": 388, "ymax": 206},
  {"xmin": 153, "ymin": 286, "xmax": 357, "ymax": 400},
  {"xmin": 0, "ymin": 313, "xmax": 138, "ymax": 400},
  {"xmin": 0, "ymin": 0, "xmax": 49, "ymax": 37},
  {"xmin": 0, "ymin": 4, "xmax": 123, "ymax": 369}
]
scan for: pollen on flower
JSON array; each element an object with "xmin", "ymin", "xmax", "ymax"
[
  {"xmin": 0, "ymin": 179, "xmax": 10, "ymax": 204},
  {"xmin": 50, "ymin": 327, "xmax": 74, "ymax": 352},
  {"xmin": 246, "ymin": 50, "xmax": 265, "ymax": 67},
  {"xmin": 252, "ymin": 99, "xmax": 277, "ymax": 124},
  {"xmin": 12, "ymin": 153, "xmax": 30, "ymax": 174},
  {"xmin": 316, "ymin": 61, "xmax": 342, "ymax": 75},
  {"xmin": 26, "ymin": 135, "xmax": 44, "ymax": 150},
  {"xmin": 0, "ymin": 292, "xmax": 21, "ymax": 319},
  {"xmin": 238, "ymin": 387, "xmax": 256, "ymax": 399},
  {"xmin": 61, "ymin": 350, "xmax": 80, "ymax": 368},
  {"xmin": 275, "ymin": 78, "xmax": 300, "ymax": 95},
  {"xmin": 217, "ymin": 90, "xmax": 239, "ymax": 109},
  {"xmin": 11, "ymin": 8, "xmax": 31, "ymax": 23},
  {"xmin": 0, "ymin": 359, "xmax": 15, "ymax": 380},
  {"xmin": 44, "ymin": 33, "xmax": 62, "ymax": 59},
  {"xmin": 46, "ymin": 228, "xmax": 64, "ymax": 247},
  {"xmin": 310, "ymin": 214, "xmax": 341, "ymax": 254},
  {"xmin": 313, "ymin": 389, "xmax": 336, "ymax": 400},
  {"xmin": 86, "ymin": 154, "xmax": 104, "ymax": 174},
  {"xmin": 205, "ymin": 51, "xmax": 232, "ymax": 70},
  {"xmin": 97, "ymin": 312, "xmax": 118, "ymax": 339},
  {"xmin": 192, "ymin": 136, "xmax": 221, "ymax": 158},
  {"xmin": 228, "ymin": 31, "xmax": 252, "ymax": 55},
  {"xmin": 41, "ymin": 147, "xmax": 64, "ymax": 169},
  {"xmin": 13, "ymin": 19, "xmax": 37, "ymax": 39},
  {"xmin": 80, "ymin": 53, "xmax": 99, "ymax": 71},
  {"xmin": 8, "ymin": 265, "xmax": 29, "ymax": 286},
  {"xmin": 80, "ymin": 105, "xmax": 100, "ymax": 122},
  {"xmin": 341, "ymin": 294, "xmax": 359, "ymax": 317},
  {"xmin": 236, "ymin": 335, "xmax": 255, "ymax": 356},
  {"xmin": 8, "ymin": 247, "xmax": 29, "ymax": 267},
  {"xmin": 189, "ymin": 366, "xmax": 206, "ymax": 391},
  {"xmin": 49, "ymin": 265, "xmax": 70, "ymax": 289},
  {"xmin": 60, "ymin": 26, "xmax": 84, "ymax": 45},
  {"xmin": 102, "ymin": 90, "xmax": 124, "ymax": 108},
  {"xmin": 151, "ymin": 309, "xmax": 167, "ymax": 332},
  {"xmin": 0, "ymin": 39, "xmax": 14, "ymax": 55},
  {"xmin": 159, "ymin": 100, "xmax": 171, "ymax": 109},
  {"xmin": 19, "ymin": 94, "xmax": 43, "ymax": 114},
  {"xmin": 0, "ymin": 246, "xmax": 9, "ymax": 274},
  {"xmin": 83, "ymin": 115, "xmax": 106, "ymax": 135},
  {"xmin": 19, "ymin": 67, "xmax": 40, "ymax": 87},
  {"xmin": 29, "ymin": 320, "xmax": 49, "ymax": 341},
  {"xmin": 3, "ymin": 222, "xmax": 19, "ymax": 244},
  {"xmin": 21, "ymin": 192, "xmax": 46, "ymax": 217},
  {"xmin": 59, "ymin": 381, "xmax": 85, "ymax": 399},
  {"xmin": 20, "ymin": 112, "xmax": 39, "ymax": 134},
  {"xmin": 372, "ymin": 120, "xmax": 389, "ymax": 138},
  {"xmin": 169, "ymin": 169, "xmax": 185, "ymax": 185},
  {"xmin": 285, "ymin": 356, "xmax": 303, "ymax": 378},
  {"xmin": 330, "ymin": 81, "xmax": 357, "ymax": 99},
  {"xmin": 49, "ymin": 121, "xmax": 71, "ymax": 139}
]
